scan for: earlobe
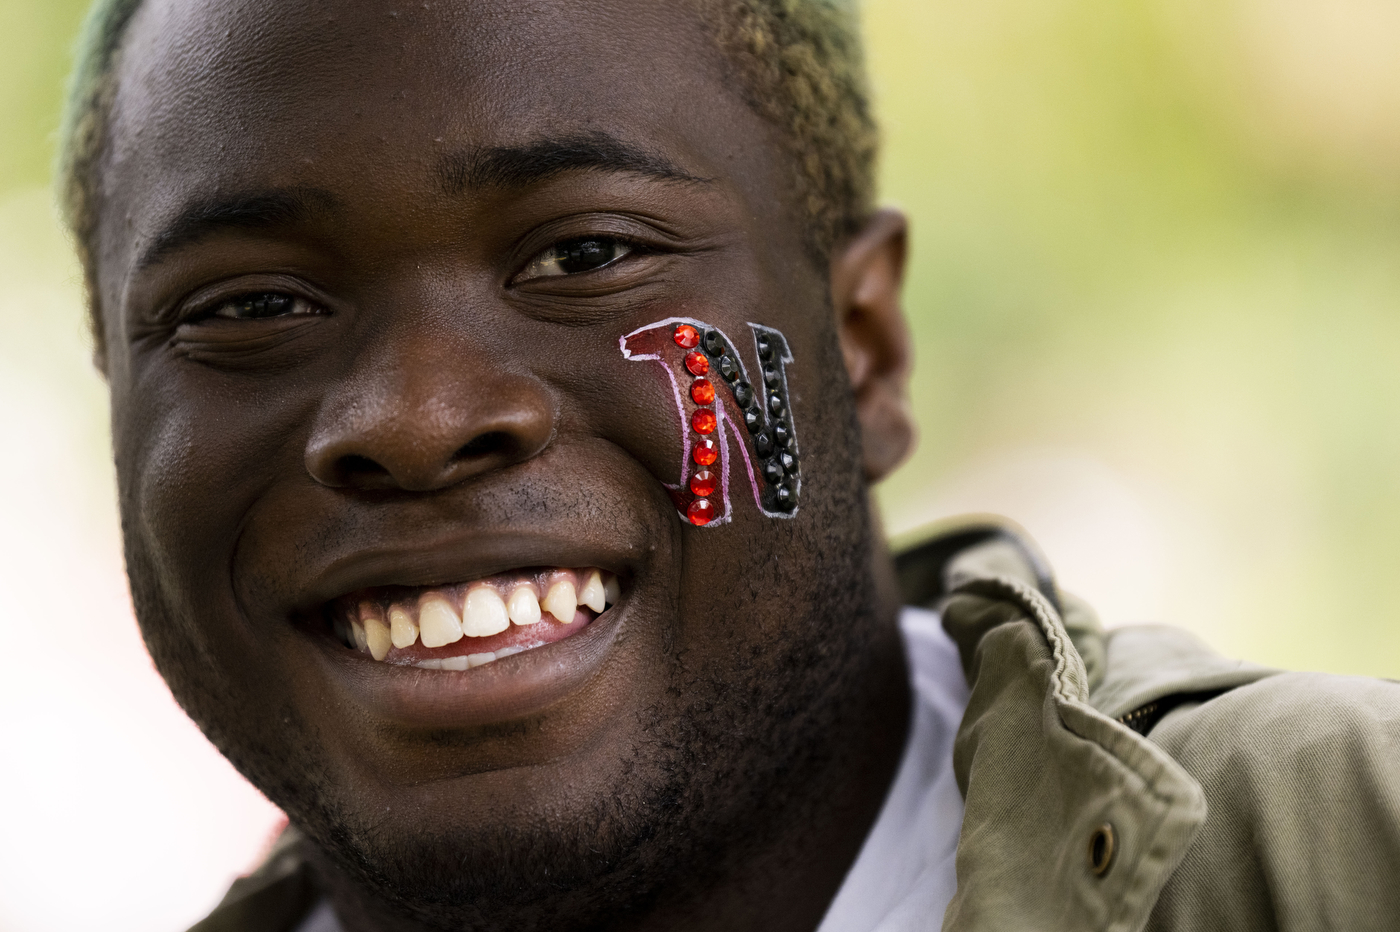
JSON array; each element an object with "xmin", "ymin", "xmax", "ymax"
[{"xmin": 831, "ymin": 209, "xmax": 915, "ymax": 482}]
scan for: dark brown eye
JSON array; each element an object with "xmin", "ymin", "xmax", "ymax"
[
  {"xmin": 212, "ymin": 293, "xmax": 314, "ymax": 320},
  {"xmin": 518, "ymin": 238, "xmax": 634, "ymax": 280}
]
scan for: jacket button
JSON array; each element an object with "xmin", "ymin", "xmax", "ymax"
[{"xmin": 1088, "ymin": 823, "xmax": 1116, "ymax": 876}]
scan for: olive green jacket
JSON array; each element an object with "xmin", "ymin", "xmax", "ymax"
[{"xmin": 192, "ymin": 521, "xmax": 1400, "ymax": 931}]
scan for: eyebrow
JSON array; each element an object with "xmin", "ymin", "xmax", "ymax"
[
  {"xmin": 136, "ymin": 135, "xmax": 704, "ymax": 270},
  {"xmin": 137, "ymin": 187, "xmax": 337, "ymax": 271},
  {"xmin": 437, "ymin": 132, "xmax": 709, "ymax": 194}
]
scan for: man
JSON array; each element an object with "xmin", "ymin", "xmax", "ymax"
[{"xmin": 58, "ymin": 0, "xmax": 1400, "ymax": 929}]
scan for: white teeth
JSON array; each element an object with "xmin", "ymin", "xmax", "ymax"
[
  {"xmin": 389, "ymin": 605, "xmax": 418, "ymax": 650},
  {"xmin": 507, "ymin": 586, "xmax": 542, "ymax": 626},
  {"xmin": 579, "ymin": 570, "xmax": 606, "ymax": 613},
  {"xmin": 544, "ymin": 580, "xmax": 577, "ymax": 623},
  {"xmin": 357, "ymin": 567, "xmax": 622, "ymax": 661},
  {"xmin": 363, "ymin": 613, "xmax": 392, "ymax": 662},
  {"xmin": 413, "ymin": 648, "xmax": 517, "ymax": 671},
  {"xmin": 419, "ymin": 596, "xmax": 464, "ymax": 648},
  {"xmin": 462, "ymin": 587, "xmax": 510, "ymax": 637}
]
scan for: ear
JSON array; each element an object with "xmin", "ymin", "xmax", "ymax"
[{"xmin": 830, "ymin": 209, "xmax": 915, "ymax": 482}]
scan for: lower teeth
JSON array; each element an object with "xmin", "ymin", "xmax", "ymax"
[{"xmin": 414, "ymin": 644, "xmax": 527, "ymax": 671}]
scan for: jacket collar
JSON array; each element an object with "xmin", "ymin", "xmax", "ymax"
[{"xmin": 895, "ymin": 517, "xmax": 1272, "ymax": 931}]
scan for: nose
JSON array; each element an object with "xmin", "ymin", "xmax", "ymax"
[{"xmin": 304, "ymin": 334, "xmax": 554, "ymax": 493}]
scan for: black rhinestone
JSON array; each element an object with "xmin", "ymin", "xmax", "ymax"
[
  {"xmin": 718, "ymin": 355, "xmax": 740, "ymax": 381},
  {"xmin": 763, "ymin": 459, "xmax": 785, "ymax": 485},
  {"xmin": 763, "ymin": 366, "xmax": 781, "ymax": 388},
  {"xmin": 768, "ymin": 393, "xmax": 785, "ymax": 415},
  {"xmin": 703, "ymin": 330, "xmax": 725, "ymax": 356},
  {"xmin": 732, "ymin": 381, "xmax": 754, "ymax": 408},
  {"xmin": 780, "ymin": 452, "xmax": 797, "ymax": 474},
  {"xmin": 773, "ymin": 423, "xmax": 791, "ymax": 447},
  {"xmin": 775, "ymin": 484, "xmax": 795, "ymax": 509},
  {"xmin": 756, "ymin": 334, "xmax": 773, "ymax": 361},
  {"xmin": 754, "ymin": 431, "xmax": 774, "ymax": 457},
  {"xmin": 744, "ymin": 409, "xmax": 763, "ymax": 434}
]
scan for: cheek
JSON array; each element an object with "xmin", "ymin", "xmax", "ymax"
[
  {"xmin": 116, "ymin": 364, "xmax": 308, "ymax": 618},
  {"xmin": 619, "ymin": 317, "xmax": 804, "ymax": 529}
]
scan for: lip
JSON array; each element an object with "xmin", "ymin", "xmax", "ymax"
[
  {"xmin": 295, "ymin": 528, "xmax": 640, "ymax": 612},
  {"xmin": 309, "ymin": 596, "xmax": 626, "ymax": 729},
  {"xmin": 291, "ymin": 530, "xmax": 643, "ymax": 729}
]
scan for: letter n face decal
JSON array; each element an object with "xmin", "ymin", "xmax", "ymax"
[{"xmin": 621, "ymin": 318, "xmax": 801, "ymax": 526}]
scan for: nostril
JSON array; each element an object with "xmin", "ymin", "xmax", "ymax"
[
  {"xmin": 335, "ymin": 454, "xmax": 391, "ymax": 485},
  {"xmin": 453, "ymin": 431, "xmax": 517, "ymax": 463}
]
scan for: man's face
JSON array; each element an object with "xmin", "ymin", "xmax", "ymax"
[{"xmin": 96, "ymin": 0, "xmax": 905, "ymax": 925}]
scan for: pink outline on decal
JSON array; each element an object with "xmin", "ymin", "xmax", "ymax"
[{"xmin": 620, "ymin": 317, "xmax": 796, "ymax": 526}]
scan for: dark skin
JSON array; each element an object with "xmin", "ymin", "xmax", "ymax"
[{"xmin": 95, "ymin": 1, "xmax": 917, "ymax": 929}]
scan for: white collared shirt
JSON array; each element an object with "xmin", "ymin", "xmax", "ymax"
[{"xmin": 815, "ymin": 607, "xmax": 968, "ymax": 932}]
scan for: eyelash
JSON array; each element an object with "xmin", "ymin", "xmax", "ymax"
[
  {"xmin": 182, "ymin": 291, "xmax": 322, "ymax": 323},
  {"xmin": 172, "ymin": 229, "xmax": 662, "ymax": 326},
  {"xmin": 514, "ymin": 234, "xmax": 653, "ymax": 283}
]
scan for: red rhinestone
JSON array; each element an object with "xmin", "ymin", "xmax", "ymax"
[
  {"xmin": 690, "ymin": 378, "xmax": 715, "ymax": 405},
  {"xmin": 684, "ymin": 351, "xmax": 709, "ymax": 376},
  {"xmin": 691, "ymin": 409, "xmax": 717, "ymax": 434},
  {"xmin": 692, "ymin": 438, "xmax": 718, "ymax": 466},
  {"xmin": 673, "ymin": 324, "xmax": 700, "ymax": 349},
  {"xmin": 689, "ymin": 470, "xmax": 717, "ymax": 497},
  {"xmin": 687, "ymin": 498, "xmax": 715, "ymax": 525}
]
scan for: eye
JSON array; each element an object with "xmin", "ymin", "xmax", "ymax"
[
  {"xmin": 517, "ymin": 237, "xmax": 636, "ymax": 281},
  {"xmin": 208, "ymin": 292, "xmax": 319, "ymax": 320}
]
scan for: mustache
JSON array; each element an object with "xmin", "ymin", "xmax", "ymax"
[{"xmin": 227, "ymin": 467, "xmax": 670, "ymax": 617}]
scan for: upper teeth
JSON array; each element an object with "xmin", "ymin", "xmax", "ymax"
[
  {"xmin": 543, "ymin": 578, "xmax": 577, "ymax": 624},
  {"xmin": 507, "ymin": 586, "xmax": 541, "ymax": 626},
  {"xmin": 461, "ymin": 587, "xmax": 510, "ymax": 638},
  {"xmin": 418, "ymin": 595, "xmax": 464, "ymax": 649},
  {"xmin": 388, "ymin": 605, "xmax": 417, "ymax": 651},
  {"xmin": 342, "ymin": 567, "xmax": 620, "ymax": 666},
  {"xmin": 578, "ymin": 570, "xmax": 606, "ymax": 613}
]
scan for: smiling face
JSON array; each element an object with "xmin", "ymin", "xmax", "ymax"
[{"xmin": 94, "ymin": 0, "xmax": 913, "ymax": 927}]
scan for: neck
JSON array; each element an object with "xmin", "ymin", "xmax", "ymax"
[{"xmin": 634, "ymin": 648, "xmax": 911, "ymax": 932}]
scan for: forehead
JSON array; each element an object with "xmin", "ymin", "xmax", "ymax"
[
  {"xmin": 100, "ymin": 0, "xmax": 786, "ymax": 287},
  {"xmin": 113, "ymin": 0, "xmax": 725, "ymax": 145}
]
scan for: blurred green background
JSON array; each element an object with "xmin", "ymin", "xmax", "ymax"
[
  {"xmin": 865, "ymin": 0, "xmax": 1400, "ymax": 678},
  {"xmin": 2, "ymin": 1, "xmax": 1399, "ymax": 929}
]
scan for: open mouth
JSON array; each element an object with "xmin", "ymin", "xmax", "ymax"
[{"xmin": 328, "ymin": 567, "xmax": 622, "ymax": 671}]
